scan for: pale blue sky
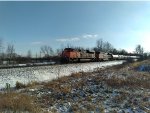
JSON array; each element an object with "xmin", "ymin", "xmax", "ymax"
[{"xmin": 0, "ymin": 1, "xmax": 150, "ymax": 55}]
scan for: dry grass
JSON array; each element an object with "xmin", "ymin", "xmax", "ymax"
[
  {"xmin": 43, "ymin": 73, "xmax": 86, "ymax": 93},
  {"xmin": 44, "ymin": 80, "xmax": 72, "ymax": 94},
  {"xmin": 112, "ymin": 93, "xmax": 128, "ymax": 104},
  {"xmin": 26, "ymin": 81, "xmax": 40, "ymax": 88},
  {"xmin": 44, "ymin": 80, "xmax": 61, "ymax": 90},
  {"xmin": 59, "ymin": 85, "xmax": 72, "ymax": 94},
  {"xmin": 71, "ymin": 103, "xmax": 105, "ymax": 113},
  {"xmin": 103, "ymin": 60, "xmax": 150, "ymax": 89},
  {"xmin": 106, "ymin": 75, "xmax": 150, "ymax": 89},
  {"xmin": 70, "ymin": 72, "xmax": 83, "ymax": 78},
  {"xmin": 140, "ymin": 101, "xmax": 150, "ymax": 113},
  {"xmin": 0, "ymin": 92, "xmax": 41, "ymax": 113},
  {"xmin": 129, "ymin": 59, "xmax": 150, "ymax": 68},
  {"xmin": 16, "ymin": 81, "xmax": 40, "ymax": 89},
  {"xmin": 16, "ymin": 81, "xmax": 26, "ymax": 89}
]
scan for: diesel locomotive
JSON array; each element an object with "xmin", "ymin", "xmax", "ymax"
[{"xmin": 60, "ymin": 48, "xmax": 113, "ymax": 63}]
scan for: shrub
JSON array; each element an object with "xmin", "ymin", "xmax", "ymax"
[{"xmin": 16, "ymin": 81, "xmax": 26, "ymax": 89}]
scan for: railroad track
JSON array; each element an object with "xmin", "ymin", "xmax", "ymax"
[
  {"xmin": 0, "ymin": 60, "xmax": 126, "ymax": 69},
  {"xmin": 0, "ymin": 63, "xmax": 56, "ymax": 69}
]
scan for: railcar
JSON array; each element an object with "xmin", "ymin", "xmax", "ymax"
[
  {"xmin": 79, "ymin": 50, "xmax": 95, "ymax": 61},
  {"xmin": 95, "ymin": 52, "xmax": 113, "ymax": 61}
]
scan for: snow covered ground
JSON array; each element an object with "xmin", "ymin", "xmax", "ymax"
[
  {"xmin": 0, "ymin": 60, "xmax": 125, "ymax": 89},
  {"xmin": 25, "ymin": 60, "xmax": 150, "ymax": 113}
]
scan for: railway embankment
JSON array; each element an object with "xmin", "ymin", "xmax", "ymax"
[{"xmin": 0, "ymin": 60, "xmax": 125, "ymax": 90}]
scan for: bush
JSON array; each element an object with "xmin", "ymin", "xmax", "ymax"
[{"xmin": 16, "ymin": 81, "xmax": 26, "ymax": 89}]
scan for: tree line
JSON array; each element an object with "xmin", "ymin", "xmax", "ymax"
[{"xmin": 0, "ymin": 38, "xmax": 149, "ymax": 65}]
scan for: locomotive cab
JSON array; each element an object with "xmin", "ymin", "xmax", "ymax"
[{"xmin": 61, "ymin": 48, "xmax": 80, "ymax": 63}]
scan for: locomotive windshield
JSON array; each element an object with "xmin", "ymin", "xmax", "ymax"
[{"xmin": 64, "ymin": 48, "xmax": 75, "ymax": 52}]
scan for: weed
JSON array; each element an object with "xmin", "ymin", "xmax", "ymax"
[{"xmin": 5, "ymin": 83, "xmax": 11, "ymax": 92}]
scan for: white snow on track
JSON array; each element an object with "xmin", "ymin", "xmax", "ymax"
[{"xmin": 0, "ymin": 60, "xmax": 125, "ymax": 89}]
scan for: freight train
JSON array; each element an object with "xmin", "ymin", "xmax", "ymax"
[{"xmin": 60, "ymin": 48, "xmax": 140, "ymax": 63}]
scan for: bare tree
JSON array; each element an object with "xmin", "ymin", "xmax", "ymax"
[
  {"xmin": 27, "ymin": 50, "xmax": 32, "ymax": 58},
  {"xmin": 40, "ymin": 45, "xmax": 54, "ymax": 57},
  {"xmin": 66, "ymin": 43, "xmax": 72, "ymax": 48},
  {"xmin": 103, "ymin": 41, "xmax": 114, "ymax": 53},
  {"xmin": 96, "ymin": 38, "xmax": 104, "ymax": 51},
  {"xmin": 118, "ymin": 49, "xmax": 128, "ymax": 55},
  {"xmin": 26, "ymin": 50, "xmax": 32, "ymax": 63},
  {"xmin": 56, "ymin": 48, "xmax": 63, "ymax": 56},
  {"xmin": 95, "ymin": 39, "xmax": 114, "ymax": 53},
  {"xmin": 0, "ymin": 38, "xmax": 3, "ymax": 54},
  {"xmin": 135, "ymin": 44, "xmax": 144, "ymax": 55},
  {"xmin": 0, "ymin": 38, "xmax": 3, "ymax": 64},
  {"xmin": 6, "ymin": 43, "xmax": 15, "ymax": 64}
]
